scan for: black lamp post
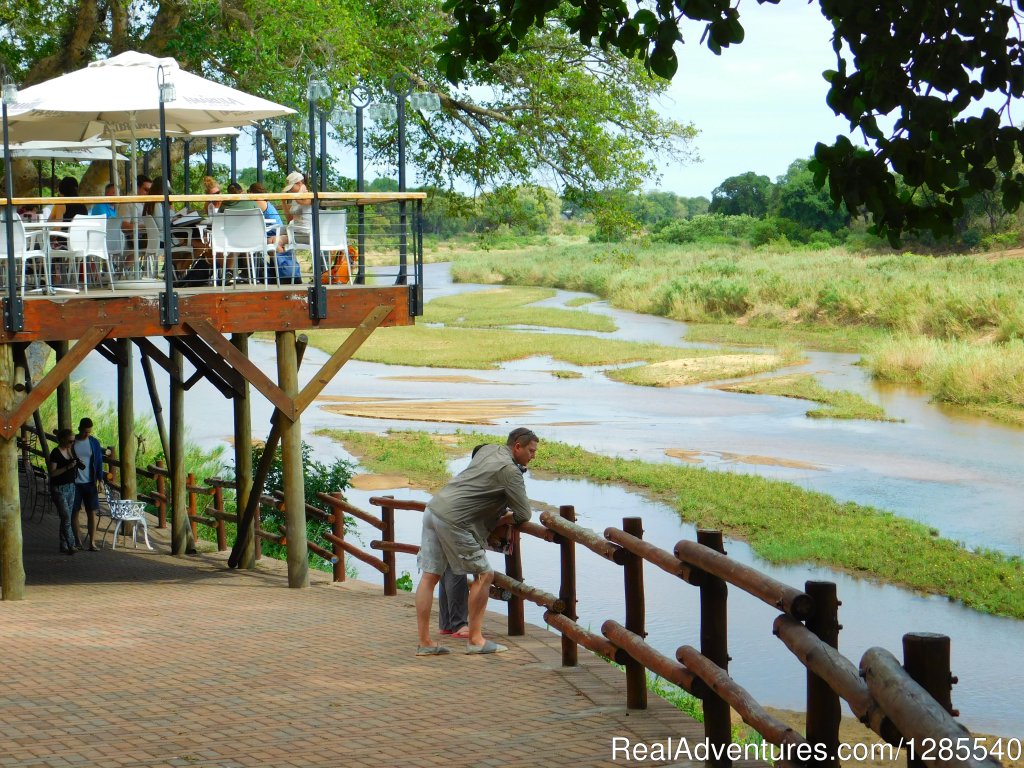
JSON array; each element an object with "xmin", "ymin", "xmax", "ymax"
[
  {"xmin": 331, "ymin": 87, "xmax": 370, "ymax": 283},
  {"xmin": 1, "ymin": 67, "xmax": 23, "ymax": 332},
  {"xmin": 388, "ymin": 74, "xmax": 413, "ymax": 285},
  {"xmin": 307, "ymin": 76, "xmax": 329, "ymax": 319},
  {"xmin": 255, "ymin": 122, "xmax": 264, "ymax": 184},
  {"xmin": 183, "ymin": 138, "xmax": 192, "ymax": 195},
  {"xmin": 157, "ymin": 64, "xmax": 179, "ymax": 325}
]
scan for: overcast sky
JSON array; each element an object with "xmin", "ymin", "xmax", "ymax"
[{"xmin": 654, "ymin": 0, "xmax": 854, "ymax": 199}]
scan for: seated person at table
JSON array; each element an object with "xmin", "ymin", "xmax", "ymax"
[
  {"xmin": 48, "ymin": 176, "xmax": 88, "ymax": 222},
  {"xmin": 276, "ymin": 171, "xmax": 312, "ymax": 254},
  {"xmin": 89, "ymin": 183, "xmax": 119, "ymax": 217},
  {"xmin": 203, "ymin": 176, "xmax": 223, "ymax": 216},
  {"xmin": 221, "ymin": 181, "xmax": 258, "ymax": 210}
]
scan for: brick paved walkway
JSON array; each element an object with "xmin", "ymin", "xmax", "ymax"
[{"xmin": 1, "ymin": 506, "xmax": 708, "ymax": 768}]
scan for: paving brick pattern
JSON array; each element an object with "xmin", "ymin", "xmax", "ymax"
[{"xmin": 2, "ymin": 507, "xmax": 711, "ymax": 768}]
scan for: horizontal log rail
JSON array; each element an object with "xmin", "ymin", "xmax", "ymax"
[
  {"xmin": 3, "ymin": 191, "xmax": 428, "ymax": 207},
  {"xmin": 539, "ymin": 510, "xmax": 626, "ymax": 564},
  {"xmin": 602, "ymin": 620, "xmax": 703, "ymax": 696},
  {"xmin": 317, "ymin": 492, "xmax": 385, "ymax": 530},
  {"xmin": 271, "ymin": 491, "xmax": 334, "ymax": 523},
  {"xmin": 544, "ymin": 611, "xmax": 627, "ymax": 665},
  {"xmin": 518, "ymin": 520, "xmax": 557, "ymax": 542},
  {"xmin": 368, "ymin": 496, "xmax": 426, "ymax": 512},
  {"xmin": 674, "ymin": 539, "xmax": 813, "ymax": 620},
  {"xmin": 256, "ymin": 529, "xmax": 285, "ymax": 545},
  {"xmin": 492, "ymin": 572, "xmax": 565, "ymax": 613},
  {"xmin": 323, "ymin": 531, "xmax": 388, "ymax": 573},
  {"xmin": 203, "ymin": 477, "xmax": 237, "ymax": 490},
  {"xmin": 676, "ymin": 645, "xmax": 809, "ymax": 751},
  {"xmin": 370, "ymin": 540, "xmax": 420, "ymax": 555},
  {"xmin": 605, "ymin": 527, "xmax": 700, "ymax": 585},
  {"xmin": 306, "ymin": 540, "xmax": 339, "ymax": 565}
]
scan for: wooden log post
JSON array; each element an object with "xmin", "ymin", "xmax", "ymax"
[
  {"xmin": 903, "ymin": 632, "xmax": 958, "ymax": 768},
  {"xmin": 116, "ymin": 338, "xmax": 136, "ymax": 501},
  {"xmin": 169, "ymin": 345, "xmax": 193, "ymax": 555},
  {"xmin": 805, "ymin": 581, "xmax": 841, "ymax": 768},
  {"xmin": 276, "ymin": 330, "xmax": 308, "ymax": 588},
  {"xmin": 381, "ymin": 495, "xmax": 396, "ymax": 596},
  {"xmin": 212, "ymin": 486, "xmax": 227, "ymax": 551},
  {"xmin": 622, "ymin": 517, "xmax": 647, "ymax": 710},
  {"xmin": 504, "ymin": 525, "xmax": 525, "ymax": 636},
  {"xmin": 698, "ymin": 529, "xmax": 731, "ymax": 767},
  {"xmin": 187, "ymin": 472, "xmax": 199, "ymax": 541},
  {"xmin": 231, "ymin": 332, "xmax": 255, "ymax": 569},
  {"xmin": 559, "ymin": 504, "xmax": 578, "ymax": 666},
  {"xmin": 331, "ymin": 491, "xmax": 345, "ymax": 582},
  {"xmin": 0, "ymin": 343, "xmax": 25, "ymax": 600},
  {"xmin": 155, "ymin": 459, "xmax": 167, "ymax": 528},
  {"xmin": 54, "ymin": 340, "xmax": 72, "ymax": 432}
]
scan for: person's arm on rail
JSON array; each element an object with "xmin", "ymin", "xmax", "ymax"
[{"xmin": 500, "ymin": 464, "xmax": 532, "ymax": 524}]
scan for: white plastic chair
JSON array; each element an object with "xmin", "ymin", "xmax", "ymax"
[
  {"xmin": 105, "ymin": 218, "xmax": 126, "ymax": 277},
  {"xmin": 67, "ymin": 215, "xmax": 116, "ymax": 292},
  {"xmin": 99, "ymin": 484, "xmax": 153, "ymax": 550},
  {"xmin": 0, "ymin": 214, "xmax": 46, "ymax": 296},
  {"xmin": 221, "ymin": 209, "xmax": 275, "ymax": 286},
  {"xmin": 142, "ymin": 216, "xmax": 193, "ymax": 281},
  {"xmin": 287, "ymin": 209, "xmax": 348, "ymax": 284}
]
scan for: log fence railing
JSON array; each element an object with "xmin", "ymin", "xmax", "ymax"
[
  {"xmin": 320, "ymin": 495, "xmax": 1000, "ymax": 768},
  {"xmin": 17, "ymin": 434, "xmax": 1000, "ymax": 767}
]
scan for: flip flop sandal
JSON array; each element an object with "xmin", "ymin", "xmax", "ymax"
[
  {"xmin": 450, "ymin": 628, "xmax": 471, "ymax": 639},
  {"xmin": 416, "ymin": 645, "xmax": 452, "ymax": 657},
  {"xmin": 466, "ymin": 640, "xmax": 508, "ymax": 655}
]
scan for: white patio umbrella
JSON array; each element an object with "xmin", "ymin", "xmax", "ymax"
[
  {"xmin": 6, "ymin": 51, "xmax": 294, "ymax": 190},
  {"xmin": 9, "ymin": 139, "xmax": 129, "ymax": 162}
]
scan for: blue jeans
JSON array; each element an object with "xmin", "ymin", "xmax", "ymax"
[{"xmin": 51, "ymin": 483, "xmax": 76, "ymax": 551}]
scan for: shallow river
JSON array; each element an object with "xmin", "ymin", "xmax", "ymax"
[{"xmin": 75, "ymin": 262, "xmax": 1024, "ymax": 735}]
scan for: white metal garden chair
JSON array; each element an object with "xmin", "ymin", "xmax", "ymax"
[{"xmin": 98, "ymin": 483, "xmax": 153, "ymax": 550}]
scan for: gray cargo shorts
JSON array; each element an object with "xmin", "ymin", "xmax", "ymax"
[{"xmin": 418, "ymin": 508, "xmax": 492, "ymax": 576}]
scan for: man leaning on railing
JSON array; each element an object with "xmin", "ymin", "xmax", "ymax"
[{"xmin": 414, "ymin": 428, "xmax": 539, "ymax": 657}]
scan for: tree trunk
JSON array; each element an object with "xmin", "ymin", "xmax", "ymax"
[{"xmin": 0, "ymin": 343, "xmax": 26, "ymax": 599}]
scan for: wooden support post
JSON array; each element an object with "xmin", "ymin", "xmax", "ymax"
[
  {"xmin": 54, "ymin": 340, "xmax": 71, "ymax": 432},
  {"xmin": 805, "ymin": 581, "xmax": 841, "ymax": 768},
  {"xmin": 139, "ymin": 349, "xmax": 170, "ymax": 469},
  {"xmin": 505, "ymin": 525, "xmax": 525, "ymax": 636},
  {"xmin": 155, "ymin": 459, "xmax": 167, "ymax": 528},
  {"xmin": 623, "ymin": 517, "xmax": 646, "ymax": 710},
  {"xmin": 169, "ymin": 346, "xmax": 193, "ymax": 555},
  {"xmin": 903, "ymin": 632, "xmax": 957, "ymax": 768},
  {"xmin": 231, "ymin": 333, "xmax": 254, "ymax": 569},
  {"xmin": 698, "ymin": 529, "xmax": 731, "ymax": 767},
  {"xmin": 0, "ymin": 343, "xmax": 25, "ymax": 600},
  {"xmin": 381, "ymin": 496, "xmax": 396, "ymax": 596},
  {"xmin": 213, "ymin": 486, "xmax": 227, "ymax": 551},
  {"xmin": 559, "ymin": 505, "xmax": 578, "ymax": 666},
  {"xmin": 117, "ymin": 338, "xmax": 136, "ymax": 501},
  {"xmin": 331, "ymin": 491, "xmax": 345, "ymax": 582},
  {"xmin": 187, "ymin": 472, "xmax": 199, "ymax": 541},
  {"xmin": 276, "ymin": 330, "xmax": 307, "ymax": 588}
]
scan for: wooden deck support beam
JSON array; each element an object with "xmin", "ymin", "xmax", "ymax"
[
  {"xmin": 117, "ymin": 339, "xmax": 136, "ymax": 500},
  {"xmin": 276, "ymin": 330, "xmax": 308, "ymax": 588},
  {"xmin": 232, "ymin": 333, "xmax": 255, "ymax": 570},
  {"xmin": 0, "ymin": 343, "xmax": 25, "ymax": 599},
  {"xmin": 53, "ymin": 340, "xmax": 71, "ymax": 431},
  {"xmin": 169, "ymin": 345, "xmax": 193, "ymax": 555},
  {"xmin": 138, "ymin": 346, "xmax": 171, "ymax": 464}
]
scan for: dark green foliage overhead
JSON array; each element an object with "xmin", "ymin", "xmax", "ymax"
[{"xmin": 436, "ymin": 0, "xmax": 1024, "ymax": 240}]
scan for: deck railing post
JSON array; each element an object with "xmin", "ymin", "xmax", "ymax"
[
  {"xmin": 903, "ymin": 632, "xmax": 956, "ymax": 768},
  {"xmin": 697, "ymin": 529, "xmax": 731, "ymax": 767},
  {"xmin": 331, "ymin": 491, "xmax": 346, "ymax": 582},
  {"xmin": 213, "ymin": 486, "xmax": 226, "ymax": 551},
  {"xmin": 505, "ymin": 524, "xmax": 525, "ymax": 636},
  {"xmin": 559, "ymin": 504, "xmax": 578, "ymax": 666},
  {"xmin": 805, "ymin": 581, "xmax": 840, "ymax": 768},
  {"xmin": 623, "ymin": 517, "xmax": 646, "ymax": 710},
  {"xmin": 382, "ymin": 495, "xmax": 396, "ymax": 596},
  {"xmin": 187, "ymin": 471, "xmax": 198, "ymax": 541},
  {"xmin": 155, "ymin": 459, "xmax": 166, "ymax": 528}
]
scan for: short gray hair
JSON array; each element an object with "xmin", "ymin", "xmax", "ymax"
[{"xmin": 506, "ymin": 427, "xmax": 538, "ymax": 448}]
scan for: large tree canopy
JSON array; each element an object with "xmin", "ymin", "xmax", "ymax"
[
  {"xmin": 437, "ymin": 0, "xmax": 1024, "ymax": 240},
  {"xmin": 0, "ymin": 0, "xmax": 695, "ymax": 193}
]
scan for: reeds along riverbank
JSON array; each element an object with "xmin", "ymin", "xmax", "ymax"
[{"xmin": 448, "ymin": 242, "xmax": 1024, "ymax": 422}]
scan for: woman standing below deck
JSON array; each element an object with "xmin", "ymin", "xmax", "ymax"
[{"xmin": 49, "ymin": 428, "xmax": 83, "ymax": 556}]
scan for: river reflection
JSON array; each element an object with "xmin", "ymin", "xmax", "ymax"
[{"xmin": 71, "ymin": 261, "xmax": 1023, "ymax": 734}]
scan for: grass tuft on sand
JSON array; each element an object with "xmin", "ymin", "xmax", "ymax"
[{"xmin": 716, "ymin": 373, "xmax": 900, "ymax": 421}]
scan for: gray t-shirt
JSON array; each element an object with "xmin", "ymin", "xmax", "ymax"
[
  {"xmin": 73, "ymin": 437, "xmax": 92, "ymax": 485},
  {"xmin": 428, "ymin": 444, "xmax": 532, "ymax": 546}
]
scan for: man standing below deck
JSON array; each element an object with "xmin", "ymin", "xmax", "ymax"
[{"xmin": 415, "ymin": 428, "xmax": 539, "ymax": 656}]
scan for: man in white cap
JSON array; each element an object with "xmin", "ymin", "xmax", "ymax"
[{"xmin": 278, "ymin": 171, "xmax": 311, "ymax": 253}]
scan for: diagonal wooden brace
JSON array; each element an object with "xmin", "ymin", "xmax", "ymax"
[
  {"xmin": 186, "ymin": 319, "xmax": 296, "ymax": 421},
  {"xmin": 0, "ymin": 326, "xmax": 112, "ymax": 439}
]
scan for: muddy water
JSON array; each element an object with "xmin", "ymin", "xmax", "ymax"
[{"xmin": 74, "ymin": 261, "xmax": 1024, "ymax": 734}]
